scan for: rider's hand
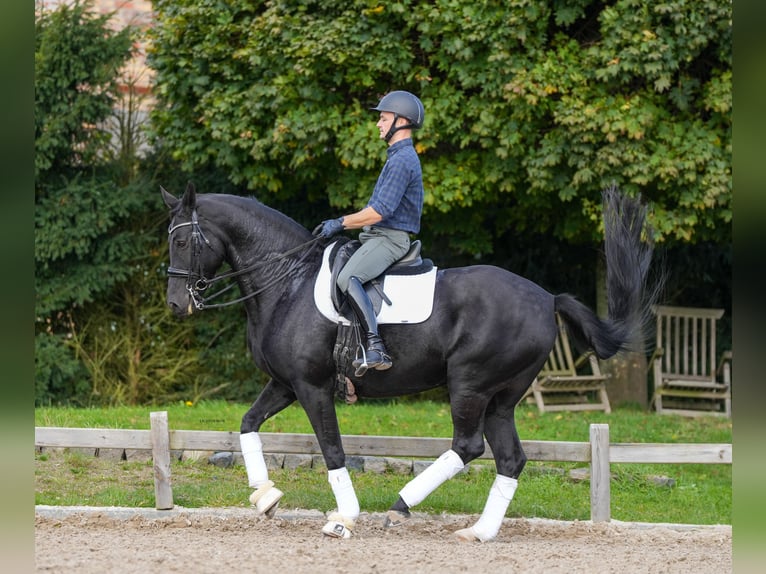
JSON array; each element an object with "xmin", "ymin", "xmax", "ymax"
[{"xmin": 312, "ymin": 217, "xmax": 344, "ymax": 239}]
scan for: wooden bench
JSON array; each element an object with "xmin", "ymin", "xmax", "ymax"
[
  {"xmin": 650, "ymin": 305, "xmax": 731, "ymax": 417},
  {"xmin": 526, "ymin": 314, "xmax": 611, "ymax": 413}
]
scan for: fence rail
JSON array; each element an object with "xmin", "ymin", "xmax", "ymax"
[{"xmin": 35, "ymin": 412, "xmax": 731, "ymax": 522}]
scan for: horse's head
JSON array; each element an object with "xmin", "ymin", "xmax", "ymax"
[{"xmin": 162, "ymin": 182, "xmax": 226, "ymax": 317}]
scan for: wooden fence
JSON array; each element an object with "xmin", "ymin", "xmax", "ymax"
[{"xmin": 35, "ymin": 411, "xmax": 732, "ymax": 522}]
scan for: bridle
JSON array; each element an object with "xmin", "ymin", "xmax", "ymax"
[{"xmin": 167, "ymin": 209, "xmax": 321, "ymax": 310}]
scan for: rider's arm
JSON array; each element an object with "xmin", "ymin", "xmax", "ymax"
[{"xmin": 339, "ymin": 206, "xmax": 383, "ymax": 230}]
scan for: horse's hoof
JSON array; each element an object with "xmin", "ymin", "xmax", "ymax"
[
  {"xmin": 249, "ymin": 481, "xmax": 284, "ymax": 517},
  {"xmin": 264, "ymin": 499, "xmax": 280, "ymax": 519},
  {"xmin": 454, "ymin": 527, "xmax": 481, "ymax": 542},
  {"xmin": 383, "ymin": 509, "xmax": 410, "ymax": 528},
  {"xmin": 322, "ymin": 512, "xmax": 354, "ymax": 539}
]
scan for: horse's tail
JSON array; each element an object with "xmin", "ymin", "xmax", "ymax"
[{"xmin": 554, "ymin": 185, "xmax": 657, "ymax": 360}]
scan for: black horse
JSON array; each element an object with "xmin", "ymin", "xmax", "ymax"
[{"xmin": 162, "ymin": 182, "xmax": 653, "ymax": 541}]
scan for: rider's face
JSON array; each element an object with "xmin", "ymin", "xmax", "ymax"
[{"xmin": 376, "ymin": 112, "xmax": 396, "ymax": 140}]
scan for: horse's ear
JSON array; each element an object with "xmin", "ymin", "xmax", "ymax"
[
  {"xmin": 181, "ymin": 181, "xmax": 197, "ymax": 214},
  {"xmin": 160, "ymin": 186, "xmax": 178, "ymax": 210}
]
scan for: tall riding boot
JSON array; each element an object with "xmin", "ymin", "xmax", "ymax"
[{"xmin": 346, "ymin": 276, "xmax": 393, "ymax": 377}]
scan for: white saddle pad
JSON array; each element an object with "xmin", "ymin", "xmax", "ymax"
[{"xmin": 313, "ymin": 241, "xmax": 438, "ymax": 326}]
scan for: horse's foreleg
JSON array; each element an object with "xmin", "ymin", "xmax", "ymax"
[
  {"xmin": 321, "ymin": 466, "xmax": 359, "ymax": 539},
  {"xmin": 241, "ymin": 433, "xmax": 284, "ymax": 517},
  {"xmin": 455, "ymin": 387, "xmax": 526, "ymax": 542},
  {"xmin": 239, "ymin": 378, "xmax": 296, "ymax": 517},
  {"xmin": 294, "ymin": 383, "xmax": 360, "ymax": 538}
]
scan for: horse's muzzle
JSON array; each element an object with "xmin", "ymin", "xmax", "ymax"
[{"xmin": 167, "ymin": 296, "xmax": 194, "ymax": 318}]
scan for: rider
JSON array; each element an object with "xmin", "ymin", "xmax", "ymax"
[{"xmin": 313, "ymin": 90, "xmax": 425, "ymax": 376}]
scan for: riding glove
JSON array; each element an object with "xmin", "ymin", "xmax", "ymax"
[{"xmin": 313, "ymin": 217, "xmax": 344, "ymax": 239}]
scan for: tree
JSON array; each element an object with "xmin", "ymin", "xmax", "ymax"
[
  {"xmin": 35, "ymin": 0, "xmax": 132, "ymax": 182},
  {"xmin": 34, "ymin": 0, "xmax": 158, "ymax": 404},
  {"xmin": 148, "ymin": 0, "xmax": 731, "ymax": 252},
  {"xmin": 35, "ymin": 0, "xmax": 139, "ymax": 309},
  {"xmin": 146, "ymin": 0, "xmax": 730, "ymax": 407}
]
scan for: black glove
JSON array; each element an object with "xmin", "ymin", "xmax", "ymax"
[{"xmin": 312, "ymin": 217, "xmax": 344, "ymax": 239}]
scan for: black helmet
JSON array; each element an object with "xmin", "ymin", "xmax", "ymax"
[{"xmin": 370, "ymin": 91, "xmax": 424, "ymax": 141}]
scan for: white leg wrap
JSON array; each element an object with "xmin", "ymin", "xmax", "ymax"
[
  {"xmin": 456, "ymin": 475, "xmax": 518, "ymax": 542},
  {"xmin": 399, "ymin": 449, "xmax": 465, "ymax": 508},
  {"xmin": 328, "ymin": 467, "xmax": 360, "ymax": 520},
  {"xmin": 240, "ymin": 432, "xmax": 269, "ymax": 488}
]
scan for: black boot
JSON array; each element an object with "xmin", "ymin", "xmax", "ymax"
[{"xmin": 346, "ymin": 276, "xmax": 392, "ymax": 377}]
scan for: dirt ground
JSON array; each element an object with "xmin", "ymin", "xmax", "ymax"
[{"xmin": 35, "ymin": 506, "xmax": 731, "ymax": 573}]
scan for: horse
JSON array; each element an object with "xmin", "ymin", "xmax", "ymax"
[{"xmin": 162, "ymin": 182, "xmax": 653, "ymax": 541}]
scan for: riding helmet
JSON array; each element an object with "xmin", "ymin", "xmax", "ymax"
[{"xmin": 370, "ymin": 91, "xmax": 425, "ymax": 129}]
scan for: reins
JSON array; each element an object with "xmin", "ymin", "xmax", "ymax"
[{"xmin": 167, "ymin": 210, "xmax": 322, "ymax": 310}]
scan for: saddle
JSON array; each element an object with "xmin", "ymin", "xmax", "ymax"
[
  {"xmin": 317, "ymin": 238, "xmax": 437, "ymax": 405},
  {"xmin": 328, "ymin": 238, "xmax": 433, "ymax": 322}
]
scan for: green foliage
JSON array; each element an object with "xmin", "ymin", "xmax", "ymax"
[
  {"xmin": 34, "ymin": 332, "xmax": 91, "ymax": 406},
  {"xmin": 34, "ymin": 0, "xmax": 731, "ymax": 408},
  {"xmin": 57, "ymin": 254, "xmax": 203, "ymax": 406},
  {"xmin": 149, "ymin": 0, "xmax": 730, "ymax": 251},
  {"xmin": 35, "ymin": 176, "xmax": 156, "ymax": 316},
  {"xmin": 34, "ymin": 2, "xmax": 178, "ymax": 405},
  {"xmin": 35, "ymin": 0, "xmax": 135, "ymax": 182},
  {"xmin": 33, "ymin": 176, "xmax": 165, "ymax": 403}
]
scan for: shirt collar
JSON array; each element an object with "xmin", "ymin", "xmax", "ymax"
[{"xmin": 386, "ymin": 138, "xmax": 413, "ymax": 157}]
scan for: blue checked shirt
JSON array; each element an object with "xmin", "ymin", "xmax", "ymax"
[{"xmin": 366, "ymin": 138, "xmax": 424, "ymax": 234}]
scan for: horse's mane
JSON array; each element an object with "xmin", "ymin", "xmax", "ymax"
[{"xmin": 197, "ymin": 193, "xmax": 312, "ymax": 243}]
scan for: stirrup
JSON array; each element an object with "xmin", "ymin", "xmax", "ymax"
[{"xmin": 352, "ymin": 347, "xmax": 392, "ymax": 377}]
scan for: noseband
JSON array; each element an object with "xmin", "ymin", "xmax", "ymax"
[
  {"xmin": 167, "ymin": 209, "xmax": 213, "ymax": 309},
  {"xmin": 167, "ymin": 210, "xmax": 320, "ymax": 310}
]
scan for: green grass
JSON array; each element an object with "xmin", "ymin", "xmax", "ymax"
[{"xmin": 35, "ymin": 400, "xmax": 732, "ymax": 524}]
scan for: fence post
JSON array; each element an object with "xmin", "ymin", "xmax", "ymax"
[
  {"xmin": 589, "ymin": 423, "xmax": 610, "ymax": 522},
  {"xmin": 150, "ymin": 411, "xmax": 174, "ymax": 510}
]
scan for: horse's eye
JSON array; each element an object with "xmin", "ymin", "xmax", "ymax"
[{"xmin": 175, "ymin": 238, "xmax": 188, "ymax": 248}]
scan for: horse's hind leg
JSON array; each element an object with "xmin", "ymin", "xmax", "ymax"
[
  {"xmin": 385, "ymin": 385, "xmax": 490, "ymax": 527},
  {"xmin": 239, "ymin": 378, "xmax": 296, "ymax": 517},
  {"xmin": 454, "ymin": 386, "xmax": 527, "ymax": 542}
]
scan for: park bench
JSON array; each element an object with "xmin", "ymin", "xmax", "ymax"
[
  {"xmin": 526, "ymin": 314, "xmax": 611, "ymax": 413},
  {"xmin": 650, "ymin": 305, "xmax": 731, "ymax": 417}
]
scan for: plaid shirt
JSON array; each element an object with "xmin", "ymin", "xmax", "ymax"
[{"xmin": 366, "ymin": 138, "xmax": 423, "ymax": 234}]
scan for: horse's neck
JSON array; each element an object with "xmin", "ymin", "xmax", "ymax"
[
  {"xmin": 221, "ymin": 202, "xmax": 305, "ymax": 266},
  {"xmin": 219, "ymin": 205, "xmax": 317, "ymax": 305}
]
